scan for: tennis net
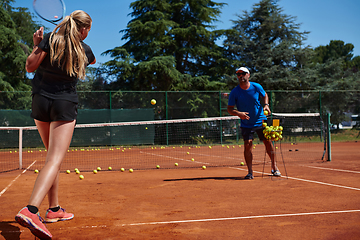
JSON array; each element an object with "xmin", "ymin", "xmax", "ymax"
[{"xmin": 0, "ymin": 114, "xmax": 326, "ymax": 173}]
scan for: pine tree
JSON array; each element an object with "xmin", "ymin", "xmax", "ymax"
[
  {"xmin": 103, "ymin": 0, "xmax": 227, "ymax": 91},
  {"xmin": 223, "ymin": 0, "xmax": 310, "ymax": 90}
]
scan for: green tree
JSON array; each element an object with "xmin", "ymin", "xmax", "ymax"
[
  {"xmin": 223, "ymin": 0, "xmax": 311, "ymax": 90},
  {"xmin": 312, "ymin": 40, "xmax": 354, "ymax": 65},
  {"xmin": 103, "ymin": 0, "xmax": 228, "ymax": 91},
  {"xmin": 0, "ymin": 0, "xmax": 41, "ymax": 109}
]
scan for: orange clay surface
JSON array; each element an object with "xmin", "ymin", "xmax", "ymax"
[{"xmin": 0, "ymin": 141, "xmax": 360, "ymax": 239}]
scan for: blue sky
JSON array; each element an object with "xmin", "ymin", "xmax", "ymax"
[{"xmin": 13, "ymin": 0, "xmax": 360, "ymax": 68}]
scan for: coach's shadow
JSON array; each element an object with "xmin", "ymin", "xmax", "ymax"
[
  {"xmin": 164, "ymin": 176, "xmax": 246, "ymax": 181},
  {"xmin": 0, "ymin": 221, "xmax": 20, "ymax": 240}
]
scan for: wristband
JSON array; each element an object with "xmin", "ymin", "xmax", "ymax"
[{"xmin": 264, "ymin": 104, "xmax": 269, "ymax": 106}]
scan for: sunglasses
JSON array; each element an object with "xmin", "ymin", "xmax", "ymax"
[{"xmin": 236, "ymin": 72, "xmax": 247, "ymax": 76}]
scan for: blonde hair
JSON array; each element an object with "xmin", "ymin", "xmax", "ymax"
[{"xmin": 50, "ymin": 10, "xmax": 92, "ymax": 80}]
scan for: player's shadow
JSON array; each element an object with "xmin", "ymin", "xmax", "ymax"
[
  {"xmin": 164, "ymin": 176, "xmax": 246, "ymax": 181},
  {"xmin": 0, "ymin": 221, "xmax": 21, "ymax": 240}
]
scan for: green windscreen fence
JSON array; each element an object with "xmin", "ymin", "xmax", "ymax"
[{"xmin": 0, "ymin": 108, "xmax": 154, "ymax": 148}]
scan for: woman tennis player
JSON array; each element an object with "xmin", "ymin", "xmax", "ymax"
[{"xmin": 15, "ymin": 10, "xmax": 95, "ymax": 239}]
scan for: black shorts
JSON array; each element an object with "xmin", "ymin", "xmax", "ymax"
[
  {"xmin": 241, "ymin": 126, "xmax": 266, "ymax": 141},
  {"xmin": 31, "ymin": 94, "xmax": 78, "ymax": 122}
]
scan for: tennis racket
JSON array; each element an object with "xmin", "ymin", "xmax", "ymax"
[{"xmin": 33, "ymin": 0, "xmax": 66, "ymax": 25}]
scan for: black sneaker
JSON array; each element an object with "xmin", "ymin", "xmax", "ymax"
[
  {"xmin": 271, "ymin": 169, "xmax": 282, "ymax": 177},
  {"xmin": 244, "ymin": 173, "xmax": 254, "ymax": 179}
]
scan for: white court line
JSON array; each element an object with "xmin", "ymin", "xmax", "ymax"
[
  {"xmin": 122, "ymin": 209, "xmax": 360, "ymax": 226},
  {"xmin": 140, "ymin": 151, "xmax": 209, "ymax": 164},
  {"xmin": 305, "ymin": 165, "xmax": 360, "ymax": 174},
  {"xmin": 230, "ymin": 167, "xmax": 360, "ymax": 191},
  {"xmin": 0, "ymin": 161, "xmax": 36, "ymax": 197}
]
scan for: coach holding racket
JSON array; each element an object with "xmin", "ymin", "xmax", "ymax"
[
  {"xmin": 227, "ymin": 67, "xmax": 281, "ymax": 180},
  {"xmin": 15, "ymin": 10, "xmax": 95, "ymax": 239}
]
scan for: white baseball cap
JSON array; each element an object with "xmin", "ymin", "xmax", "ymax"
[{"xmin": 236, "ymin": 67, "xmax": 250, "ymax": 74}]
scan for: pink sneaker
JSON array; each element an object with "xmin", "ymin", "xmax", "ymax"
[
  {"xmin": 15, "ymin": 207, "xmax": 52, "ymax": 240},
  {"xmin": 45, "ymin": 207, "xmax": 74, "ymax": 223}
]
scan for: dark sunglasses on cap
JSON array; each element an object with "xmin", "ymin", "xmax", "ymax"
[{"xmin": 236, "ymin": 72, "xmax": 247, "ymax": 76}]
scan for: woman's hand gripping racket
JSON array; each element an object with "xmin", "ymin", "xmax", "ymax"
[{"xmin": 33, "ymin": 0, "xmax": 66, "ymax": 25}]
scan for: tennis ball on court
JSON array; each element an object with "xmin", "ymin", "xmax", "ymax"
[
  {"xmin": 240, "ymin": 162, "xmax": 245, "ymax": 166},
  {"xmin": 93, "ymin": 170, "xmax": 98, "ymax": 174},
  {"xmin": 209, "ymin": 146, "xmax": 212, "ymax": 149},
  {"xmin": 264, "ymin": 110, "xmax": 269, "ymax": 115},
  {"xmin": 108, "ymin": 166, "xmax": 112, "ymax": 170},
  {"xmin": 191, "ymin": 158, "xmax": 194, "ymax": 161},
  {"xmin": 187, "ymin": 152, "xmax": 190, "ymax": 155},
  {"xmin": 74, "ymin": 168, "xmax": 78, "ymax": 172},
  {"xmin": 76, "ymin": 170, "xmax": 80, "ymax": 174},
  {"xmin": 34, "ymin": 169, "xmax": 39, "ymax": 173},
  {"xmin": 156, "ymin": 165, "xmax": 160, "ymax": 169},
  {"xmin": 175, "ymin": 163, "xmax": 178, "ymax": 166},
  {"xmin": 97, "ymin": 167, "xmax": 101, "ymax": 171},
  {"xmin": 129, "ymin": 168, "xmax": 134, "ymax": 173},
  {"xmin": 66, "ymin": 170, "xmax": 70, "ymax": 174},
  {"xmin": 151, "ymin": 99, "xmax": 156, "ymax": 105},
  {"xmin": 202, "ymin": 166, "xmax": 206, "ymax": 170},
  {"xmin": 120, "ymin": 168, "xmax": 125, "ymax": 172},
  {"xmin": 79, "ymin": 175, "xmax": 84, "ymax": 180}
]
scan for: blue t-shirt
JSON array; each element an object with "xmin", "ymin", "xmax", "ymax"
[{"xmin": 228, "ymin": 82, "xmax": 267, "ymax": 128}]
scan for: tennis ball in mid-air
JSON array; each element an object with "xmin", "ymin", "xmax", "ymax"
[
  {"xmin": 66, "ymin": 170, "xmax": 70, "ymax": 174},
  {"xmin": 34, "ymin": 169, "xmax": 39, "ymax": 173},
  {"xmin": 175, "ymin": 163, "xmax": 178, "ymax": 166},
  {"xmin": 79, "ymin": 175, "xmax": 84, "ymax": 180},
  {"xmin": 120, "ymin": 168, "xmax": 125, "ymax": 172},
  {"xmin": 129, "ymin": 168, "xmax": 134, "ymax": 173},
  {"xmin": 240, "ymin": 162, "xmax": 245, "ymax": 166},
  {"xmin": 151, "ymin": 99, "xmax": 156, "ymax": 105},
  {"xmin": 97, "ymin": 167, "xmax": 101, "ymax": 171},
  {"xmin": 202, "ymin": 166, "xmax": 206, "ymax": 170},
  {"xmin": 93, "ymin": 170, "xmax": 98, "ymax": 174},
  {"xmin": 108, "ymin": 166, "xmax": 112, "ymax": 170},
  {"xmin": 156, "ymin": 165, "xmax": 160, "ymax": 169},
  {"xmin": 264, "ymin": 110, "xmax": 269, "ymax": 116}
]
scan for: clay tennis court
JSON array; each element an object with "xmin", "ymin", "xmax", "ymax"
[{"xmin": 1, "ymin": 141, "xmax": 359, "ymax": 239}]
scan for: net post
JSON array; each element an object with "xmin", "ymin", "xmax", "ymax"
[
  {"xmin": 19, "ymin": 128, "xmax": 23, "ymax": 170},
  {"xmin": 165, "ymin": 91, "xmax": 169, "ymax": 145},
  {"xmin": 326, "ymin": 113, "xmax": 331, "ymax": 161},
  {"xmin": 219, "ymin": 91, "xmax": 223, "ymax": 144}
]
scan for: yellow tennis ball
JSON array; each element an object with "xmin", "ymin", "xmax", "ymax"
[
  {"xmin": 74, "ymin": 168, "xmax": 78, "ymax": 172},
  {"xmin": 191, "ymin": 158, "xmax": 195, "ymax": 161},
  {"xmin": 240, "ymin": 162, "xmax": 245, "ymax": 166},
  {"xmin": 108, "ymin": 166, "xmax": 112, "ymax": 170},
  {"xmin": 93, "ymin": 170, "xmax": 98, "ymax": 174},
  {"xmin": 151, "ymin": 99, "xmax": 156, "ymax": 105},
  {"xmin": 156, "ymin": 165, "xmax": 160, "ymax": 169},
  {"xmin": 264, "ymin": 110, "xmax": 269, "ymax": 115},
  {"xmin": 34, "ymin": 169, "xmax": 39, "ymax": 173},
  {"xmin": 120, "ymin": 168, "xmax": 125, "ymax": 172},
  {"xmin": 79, "ymin": 175, "xmax": 84, "ymax": 180},
  {"xmin": 175, "ymin": 163, "xmax": 178, "ymax": 166},
  {"xmin": 66, "ymin": 170, "xmax": 70, "ymax": 174},
  {"xmin": 97, "ymin": 167, "xmax": 101, "ymax": 171},
  {"xmin": 202, "ymin": 166, "xmax": 206, "ymax": 170},
  {"xmin": 129, "ymin": 168, "xmax": 134, "ymax": 173}
]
